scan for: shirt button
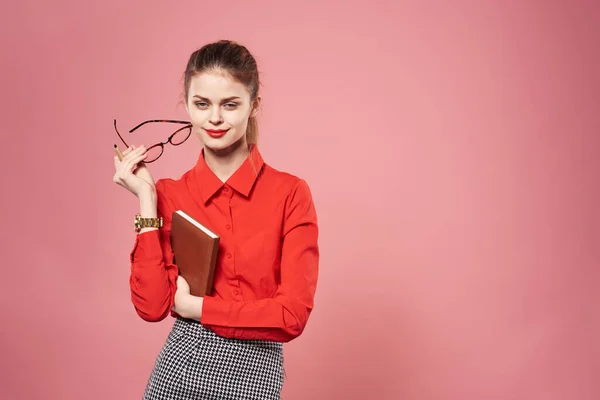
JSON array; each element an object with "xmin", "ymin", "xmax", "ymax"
[
  {"xmin": 225, "ymin": 224, "xmax": 231, "ymax": 230},
  {"xmin": 226, "ymin": 253, "xmax": 232, "ymax": 259},
  {"xmin": 223, "ymin": 187, "xmax": 229, "ymax": 193},
  {"xmin": 233, "ymin": 289, "xmax": 239, "ymax": 295}
]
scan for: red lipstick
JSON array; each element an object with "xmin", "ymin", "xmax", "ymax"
[{"xmin": 205, "ymin": 129, "xmax": 229, "ymax": 138}]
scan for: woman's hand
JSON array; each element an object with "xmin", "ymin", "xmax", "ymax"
[
  {"xmin": 172, "ymin": 275, "xmax": 203, "ymax": 320},
  {"xmin": 175, "ymin": 275, "xmax": 191, "ymax": 296},
  {"xmin": 113, "ymin": 145, "xmax": 156, "ymax": 197}
]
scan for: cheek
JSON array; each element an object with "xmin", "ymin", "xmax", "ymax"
[
  {"xmin": 223, "ymin": 111, "xmax": 249, "ymax": 127},
  {"xmin": 188, "ymin": 108, "xmax": 208, "ymax": 123}
]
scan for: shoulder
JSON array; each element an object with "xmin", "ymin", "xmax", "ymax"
[
  {"xmin": 154, "ymin": 168, "xmax": 195, "ymax": 214},
  {"xmin": 155, "ymin": 167, "xmax": 195, "ymax": 196},
  {"xmin": 262, "ymin": 163, "xmax": 312, "ymax": 194},
  {"xmin": 261, "ymin": 163, "xmax": 315, "ymax": 208},
  {"xmin": 261, "ymin": 164, "xmax": 317, "ymax": 232}
]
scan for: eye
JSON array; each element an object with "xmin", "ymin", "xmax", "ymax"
[
  {"xmin": 224, "ymin": 103, "xmax": 238, "ymax": 109},
  {"xmin": 195, "ymin": 102, "xmax": 208, "ymax": 108}
]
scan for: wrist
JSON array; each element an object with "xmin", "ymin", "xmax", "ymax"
[{"xmin": 139, "ymin": 191, "xmax": 158, "ymax": 218}]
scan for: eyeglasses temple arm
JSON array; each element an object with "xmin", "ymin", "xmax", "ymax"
[
  {"xmin": 113, "ymin": 119, "xmax": 129, "ymax": 148},
  {"xmin": 130, "ymin": 119, "xmax": 192, "ymax": 132}
]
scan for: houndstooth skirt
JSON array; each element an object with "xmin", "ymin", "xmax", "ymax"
[{"xmin": 142, "ymin": 317, "xmax": 284, "ymax": 400}]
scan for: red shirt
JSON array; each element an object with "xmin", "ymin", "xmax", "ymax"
[{"xmin": 128, "ymin": 145, "xmax": 319, "ymax": 342}]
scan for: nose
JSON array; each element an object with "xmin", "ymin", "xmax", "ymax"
[{"xmin": 209, "ymin": 107, "xmax": 223, "ymax": 126}]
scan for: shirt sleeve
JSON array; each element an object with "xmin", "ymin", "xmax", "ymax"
[
  {"xmin": 201, "ymin": 179, "xmax": 320, "ymax": 342},
  {"xmin": 129, "ymin": 179, "xmax": 179, "ymax": 322}
]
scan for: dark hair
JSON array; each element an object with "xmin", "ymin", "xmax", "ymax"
[{"xmin": 183, "ymin": 40, "xmax": 260, "ymax": 144}]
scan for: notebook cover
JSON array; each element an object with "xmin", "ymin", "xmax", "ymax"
[{"xmin": 170, "ymin": 210, "xmax": 220, "ymax": 297}]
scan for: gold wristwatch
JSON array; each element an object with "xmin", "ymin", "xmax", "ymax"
[{"xmin": 134, "ymin": 213, "xmax": 163, "ymax": 232}]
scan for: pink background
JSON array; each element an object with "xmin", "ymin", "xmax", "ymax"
[{"xmin": 1, "ymin": 1, "xmax": 599, "ymax": 399}]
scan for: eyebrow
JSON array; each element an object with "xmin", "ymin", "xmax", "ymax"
[{"xmin": 192, "ymin": 95, "xmax": 241, "ymax": 102}]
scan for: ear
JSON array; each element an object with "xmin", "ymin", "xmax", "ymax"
[{"xmin": 250, "ymin": 96, "xmax": 262, "ymax": 118}]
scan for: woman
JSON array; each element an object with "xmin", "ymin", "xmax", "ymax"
[{"xmin": 113, "ymin": 40, "xmax": 319, "ymax": 399}]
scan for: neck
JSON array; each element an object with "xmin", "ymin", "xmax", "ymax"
[{"xmin": 203, "ymin": 138, "xmax": 250, "ymax": 182}]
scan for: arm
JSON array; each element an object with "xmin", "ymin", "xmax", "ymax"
[
  {"xmin": 184, "ymin": 179, "xmax": 319, "ymax": 342},
  {"xmin": 129, "ymin": 180, "xmax": 179, "ymax": 322}
]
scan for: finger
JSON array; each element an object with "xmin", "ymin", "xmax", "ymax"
[
  {"xmin": 122, "ymin": 145, "xmax": 146, "ymax": 158},
  {"xmin": 128, "ymin": 152, "xmax": 148, "ymax": 164},
  {"xmin": 124, "ymin": 145, "xmax": 146, "ymax": 158},
  {"xmin": 127, "ymin": 154, "xmax": 149, "ymax": 172},
  {"xmin": 121, "ymin": 146, "xmax": 134, "ymax": 156},
  {"xmin": 114, "ymin": 155, "xmax": 129, "ymax": 175},
  {"xmin": 120, "ymin": 147, "xmax": 146, "ymax": 165},
  {"xmin": 115, "ymin": 153, "xmax": 143, "ymax": 178}
]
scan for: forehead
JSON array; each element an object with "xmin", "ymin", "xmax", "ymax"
[{"xmin": 188, "ymin": 70, "xmax": 250, "ymax": 99}]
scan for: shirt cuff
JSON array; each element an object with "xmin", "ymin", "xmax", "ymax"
[
  {"xmin": 201, "ymin": 296, "xmax": 233, "ymax": 326},
  {"xmin": 130, "ymin": 229, "xmax": 163, "ymax": 263}
]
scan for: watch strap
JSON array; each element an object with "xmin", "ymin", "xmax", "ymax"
[{"xmin": 134, "ymin": 213, "xmax": 163, "ymax": 231}]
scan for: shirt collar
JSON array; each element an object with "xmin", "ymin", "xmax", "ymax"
[{"xmin": 192, "ymin": 144, "xmax": 265, "ymax": 204}]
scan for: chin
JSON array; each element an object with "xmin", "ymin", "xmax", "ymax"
[
  {"xmin": 202, "ymin": 134, "xmax": 246, "ymax": 153},
  {"xmin": 204, "ymin": 139, "xmax": 232, "ymax": 150}
]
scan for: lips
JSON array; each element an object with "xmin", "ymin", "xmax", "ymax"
[{"xmin": 205, "ymin": 129, "xmax": 229, "ymax": 139}]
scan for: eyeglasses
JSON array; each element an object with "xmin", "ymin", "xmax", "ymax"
[{"xmin": 114, "ymin": 119, "xmax": 193, "ymax": 163}]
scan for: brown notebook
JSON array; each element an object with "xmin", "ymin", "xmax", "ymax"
[{"xmin": 170, "ymin": 210, "xmax": 220, "ymax": 297}]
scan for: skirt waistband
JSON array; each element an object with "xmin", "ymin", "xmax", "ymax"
[
  {"xmin": 171, "ymin": 317, "xmax": 283, "ymax": 349},
  {"xmin": 171, "ymin": 317, "xmax": 219, "ymax": 339}
]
